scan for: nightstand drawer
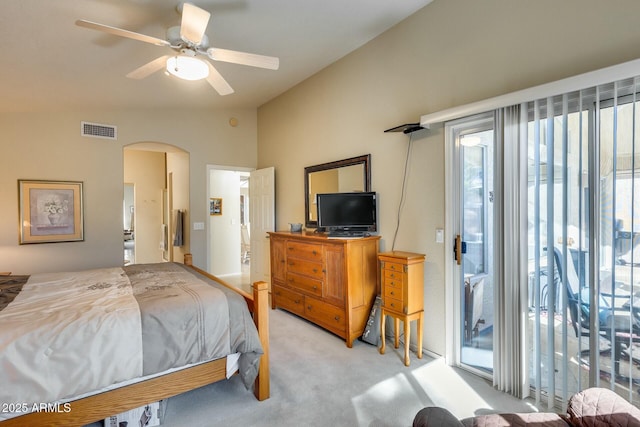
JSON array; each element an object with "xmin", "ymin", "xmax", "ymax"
[{"xmin": 286, "ymin": 241, "xmax": 323, "ymax": 262}]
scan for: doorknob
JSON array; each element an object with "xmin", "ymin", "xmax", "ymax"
[{"xmin": 454, "ymin": 234, "xmax": 467, "ymax": 266}]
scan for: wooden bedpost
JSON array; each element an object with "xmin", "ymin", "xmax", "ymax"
[{"xmin": 252, "ymin": 281, "xmax": 270, "ymax": 401}]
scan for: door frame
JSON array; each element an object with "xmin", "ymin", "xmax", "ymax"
[
  {"xmin": 444, "ymin": 112, "xmax": 496, "ymax": 370},
  {"xmin": 205, "ymin": 164, "xmax": 253, "ymax": 273}
]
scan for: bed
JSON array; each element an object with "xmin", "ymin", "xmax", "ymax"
[{"xmin": 0, "ymin": 255, "xmax": 270, "ymax": 427}]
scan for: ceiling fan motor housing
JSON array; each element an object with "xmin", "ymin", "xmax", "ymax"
[{"xmin": 167, "ymin": 26, "xmax": 209, "ymax": 49}]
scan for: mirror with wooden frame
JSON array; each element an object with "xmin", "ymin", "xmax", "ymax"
[{"xmin": 304, "ymin": 154, "xmax": 371, "ymax": 229}]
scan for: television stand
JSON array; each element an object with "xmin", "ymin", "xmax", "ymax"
[{"xmin": 268, "ymin": 231, "xmax": 381, "ymax": 347}]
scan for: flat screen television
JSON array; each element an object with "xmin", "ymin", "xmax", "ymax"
[{"xmin": 316, "ymin": 192, "xmax": 377, "ymax": 235}]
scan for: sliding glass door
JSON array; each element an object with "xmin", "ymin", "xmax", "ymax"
[
  {"xmin": 444, "ymin": 76, "xmax": 640, "ymax": 408},
  {"xmin": 527, "ymin": 79, "xmax": 640, "ymax": 407},
  {"xmin": 449, "ymin": 114, "xmax": 496, "ymax": 375}
]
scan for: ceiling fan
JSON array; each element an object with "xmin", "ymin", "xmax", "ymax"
[{"xmin": 76, "ymin": 2, "xmax": 279, "ymax": 96}]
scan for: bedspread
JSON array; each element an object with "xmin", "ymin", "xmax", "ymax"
[{"xmin": 0, "ymin": 262, "xmax": 262, "ymax": 419}]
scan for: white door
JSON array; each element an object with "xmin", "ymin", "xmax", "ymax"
[{"xmin": 249, "ymin": 167, "xmax": 275, "ymax": 288}]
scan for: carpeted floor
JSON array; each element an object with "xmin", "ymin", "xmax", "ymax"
[{"xmin": 91, "ymin": 308, "xmax": 537, "ymax": 427}]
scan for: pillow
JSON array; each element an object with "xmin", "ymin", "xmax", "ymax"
[
  {"xmin": 566, "ymin": 387, "xmax": 640, "ymax": 427},
  {"xmin": 413, "ymin": 407, "xmax": 465, "ymax": 427}
]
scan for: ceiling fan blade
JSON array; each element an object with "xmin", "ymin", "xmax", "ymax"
[
  {"xmin": 76, "ymin": 19, "xmax": 170, "ymax": 47},
  {"xmin": 126, "ymin": 55, "xmax": 171, "ymax": 79},
  {"xmin": 205, "ymin": 62, "xmax": 234, "ymax": 96},
  {"xmin": 207, "ymin": 48, "xmax": 280, "ymax": 70},
  {"xmin": 180, "ymin": 3, "xmax": 210, "ymax": 45}
]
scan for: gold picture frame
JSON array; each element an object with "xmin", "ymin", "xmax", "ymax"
[
  {"xmin": 210, "ymin": 197, "xmax": 222, "ymax": 216},
  {"xmin": 18, "ymin": 180, "xmax": 84, "ymax": 244}
]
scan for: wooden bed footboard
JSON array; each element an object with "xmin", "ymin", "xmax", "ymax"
[{"xmin": 0, "ymin": 255, "xmax": 270, "ymax": 427}]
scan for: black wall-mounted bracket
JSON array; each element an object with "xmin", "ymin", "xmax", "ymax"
[{"xmin": 384, "ymin": 123, "xmax": 428, "ymax": 134}]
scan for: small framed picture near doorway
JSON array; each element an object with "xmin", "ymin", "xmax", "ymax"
[
  {"xmin": 210, "ymin": 197, "xmax": 222, "ymax": 216},
  {"xmin": 18, "ymin": 179, "xmax": 84, "ymax": 244}
]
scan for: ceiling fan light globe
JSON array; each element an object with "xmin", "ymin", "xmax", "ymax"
[{"xmin": 166, "ymin": 56, "xmax": 209, "ymax": 81}]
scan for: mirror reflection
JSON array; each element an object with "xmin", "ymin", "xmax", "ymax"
[
  {"xmin": 307, "ymin": 165, "xmax": 366, "ymax": 221},
  {"xmin": 304, "ymin": 154, "xmax": 371, "ymax": 228}
]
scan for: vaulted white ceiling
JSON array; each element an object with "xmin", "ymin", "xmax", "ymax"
[{"xmin": 0, "ymin": 0, "xmax": 432, "ymax": 113}]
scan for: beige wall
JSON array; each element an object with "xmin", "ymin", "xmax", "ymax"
[
  {"xmin": 0, "ymin": 108, "xmax": 256, "ymax": 274},
  {"xmin": 257, "ymin": 0, "xmax": 640, "ymax": 356}
]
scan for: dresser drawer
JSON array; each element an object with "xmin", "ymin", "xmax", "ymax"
[
  {"xmin": 305, "ymin": 297, "xmax": 346, "ymax": 333},
  {"xmin": 286, "ymin": 241, "xmax": 323, "ymax": 262},
  {"xmin": 286, "ymin": 272, "xmax": 322, "ymax": 297},
  {"xmin": 273, "ymin": 284, "xmax": 305, "ymax": 316},
  {"xmin": 287, "ymin": 258, "xmax": 324, "ymax": 279}
]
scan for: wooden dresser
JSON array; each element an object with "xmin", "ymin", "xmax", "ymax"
[
  {"xmin": 378, "ymin": 251, "xmax": 425, "ymax": 366},
  {"xmin": 269, "ymin": 231, "xmax": 380, "ymax": 347}
]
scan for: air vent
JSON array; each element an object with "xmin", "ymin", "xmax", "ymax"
[{"xmin": 81, "ymin": 121, "xmax": 117, "ymax": 140}]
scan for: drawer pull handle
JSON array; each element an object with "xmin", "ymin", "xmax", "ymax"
[
  {"xmin": 313, "ymin": 285, "xmax": 318, "ymax": 290},
  {"xmin": 312, "ymin": 250, "xmax": 317, "ymax": 255},
  {"xmin": 334, "ymin": 316, "xmax": 340, "ymax": 321},
  {"xmin": 313, "ymin": 268, "xmax": 318, "ymax": 273},
  {"xmin": 390, "ymin": 291, "xmax": 394, "ymax": 295},
  {"xmin": 307, "ymin": 305, "xmax": 312, "ymax": 310},
  {"xmin": 295, "ymin": 299, "xmax": 301, "ymax": 304}
]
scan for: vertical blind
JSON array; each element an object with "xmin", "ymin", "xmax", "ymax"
[
  {"xmin": 497, "ymin": 76, "xmax": 640, "ymax": 408},
  {"xmin": 492, "ymin": 106, "xmax": 529, "ymax": 397}
]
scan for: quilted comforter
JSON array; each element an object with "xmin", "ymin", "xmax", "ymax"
[{"xmin": 0, "ymin": 262, "xmax": 262, "ymax": 420}]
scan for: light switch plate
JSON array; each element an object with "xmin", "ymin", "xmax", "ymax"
[
  {"xmin": 193, "ymin": 222, "xmax": 205, "ymax": 230},
  {"xmin": 435, "ymin": 228, "xmax": 444, "ymax": 243}
]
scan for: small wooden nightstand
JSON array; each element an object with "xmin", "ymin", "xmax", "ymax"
[{"xmin": 379, "ymin": 251, "xmax": 425, "ymax": 366}]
